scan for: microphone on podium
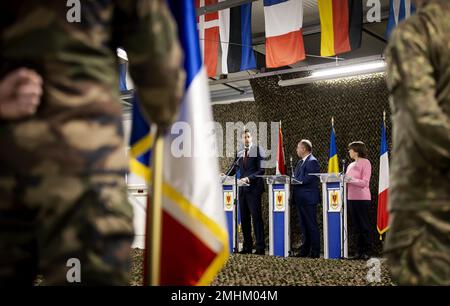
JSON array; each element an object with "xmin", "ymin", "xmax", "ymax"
[
  {"xmin": 341, "ymin": 159, "xmax": 347, "ymax": 174},
  {"xmin": 290, "ymin": 155, "xmax": 294, "ymax": 177}
]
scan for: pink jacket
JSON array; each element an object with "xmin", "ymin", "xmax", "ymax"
[{"xmin": 346, "ymin": 158, "xmax": 372, "ymax": 201}]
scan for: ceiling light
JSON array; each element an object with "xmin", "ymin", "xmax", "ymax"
[{"xmin": 278, "ymin": 60, "xmax": 386, "ymax": 87}]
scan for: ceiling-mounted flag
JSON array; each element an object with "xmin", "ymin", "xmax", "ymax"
[
  {"xmin": 318, "ymin": 0, "xmax": 363, "ymax": 57},
  {"xmin": 196, "ymin": 0, "xmax": 220, "ymax": 77},
  {"xmin": 386, "ymin": 0, "xmax": 415, "ymax": 39},
  {"xmin": 263, "ymin": 0, "xmax": 306, "ymax": 68},
  {"xmin": 219, "ymin": 0, "xmax": 256, "ymax": 74}
]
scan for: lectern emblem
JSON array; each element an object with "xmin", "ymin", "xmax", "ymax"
[
  {"xmin": 274, "ymin": 191, "xmax": 285, "ymax": 212},
  {"xmin": 223, "ymin": 191, "xmax": 233, "ymax": 211},
  {"xmin": 328, "ymin": 189, "xmax": 342, "ymax": 212}
]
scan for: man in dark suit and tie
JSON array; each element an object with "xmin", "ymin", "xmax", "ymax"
[
  {"xmin": 225, "ymin": 129, "xmax": 265, "ymax": 255},
  {"xmin": 292, "ymin": 139, "xmax": 321, "ymax": 258}
]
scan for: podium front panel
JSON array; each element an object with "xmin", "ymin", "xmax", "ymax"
[
  {"xmin": 223, "ymin": 184, "xmax": 235, "ymax": 253},
  {"xmin": 269, "ymin": 184, "xmax": 290, "ymax": 257},
  {"xmin": 326, "ymin": 181, "xmax": 343, "ymax": 259}
]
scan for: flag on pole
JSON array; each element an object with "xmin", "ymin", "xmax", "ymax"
[
  {"xmin": 276, "ymin": 122, "xmax": 286, "ymax": 175},
  {"xmin": 196, "ymin": 0, "xmax": 220, "ymax": 77},
  {"xmin": 119, "ymin": 46, "xmax": 153, "ymax": 181},
  {"xmin": 386, "ymin": 0, "xmax": 415, "ymax": 39},
  {"xmin": 218, "ymin": 1, "xmax": 256, "ymax": 74},
  {"xmin": 377, "ymin": 113, "xmax": 390, "ymax": 240},
  {"xmin": 263, "ymin": 0, "xmax": 306, "ymax": 68},
  {"xmin": 156, "ymin": 0, "xmax": 228, "ymax": 285},
  {"xmin": 318, "ymin": 0, "xmax": 363, "ymax": 57},
  {"xmin": 129, "ymin": 97, "xmax": 153, "ymax": 180},
  {"xmin": 328, "ymin": 118, "xmax": 339, "ymax": 174}
]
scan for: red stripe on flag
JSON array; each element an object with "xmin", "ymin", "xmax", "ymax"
[
  {"xmin": 377, "ymin": 189, "xmax": 389, "ymax": 235},
  {"xmin": 332, "ymin": 0, "xmax": 351, "ymax": 54},
  {"xmin": 204, "ymin": 0, "xmax": 219, "ymax": 21},
  {"xmin": 265, "ymin": 30, "xmax": 305, "ymax": 68},
  {"xmin": 204, "ymin": 27, "xmax": 219, "ymax": 77},
  {"xmin": 160, "ymin": 211, "xmax": 217, "ymax": 285},
  {"xmin": 277, "ymin": 126, "xmax": 286, "ymax": 175}
]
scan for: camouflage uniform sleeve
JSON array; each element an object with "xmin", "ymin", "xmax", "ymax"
[
  {"xmin": 113, "ymin": 0, "xmax": 185, "ymax": 130},
  {"xmin": 385, "ymin": 20, "xmax": 450, "ymax": 165}
]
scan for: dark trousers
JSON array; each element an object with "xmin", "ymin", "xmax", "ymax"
[
  {"xmin": 348, "ymin": 200, "xmax": 372, "ymax": 255},
  {"xmin": 239, "ymin": 190, "xmax": 265, "ymax": 251},
  {"xmin": 295, "ymin": 203, "xmax": 320, "ymax": 256}
]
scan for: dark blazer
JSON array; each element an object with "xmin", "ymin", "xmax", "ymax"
[
  {"xmin": 292, "ymin": 154, "xmax": 320, "ymax": 205},
  {"xmin": 226, "ymin": 145, "xmax": 265, "ymax": 194}
]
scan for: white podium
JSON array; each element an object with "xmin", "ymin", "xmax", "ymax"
[
  {"xmin": 221, "ymin": 175, "xmax": 249, "ymax": 253},
  {"xmin": 310, "ymin": 173, "xmax": 349, "ymax": 259},
  {"xmin": 258, "ymin": 175, "xmax": 301, "ymax": 257}
]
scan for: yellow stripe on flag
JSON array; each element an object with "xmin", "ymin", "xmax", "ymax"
[
  {"xmin": 318, "ymin": 0, "xmax": 335, "ymax": 57},
  {"xmin": 130, "ymin": 134, "xmax": 154, "ymax": 159},
  {"xmin": 129, "ymin": 158, "xmax": 152, "ymax": 181},
  {"xmin": 161, "ymin": 182, "xmax": 229, "ymax": 286},
  {"xmin": 328, "ymin": 154, "xmax": 339, "ymax": 174}
]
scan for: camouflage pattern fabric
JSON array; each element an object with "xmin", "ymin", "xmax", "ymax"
[
  {"xmin": 0, "ymin": 174, "xmax": 134, "ymax": 285},
  {"xmin": 0, "ymin": 0, "xmax": 184, "ymax": 285},
  {"xmin": 385, "ymin": 0, "xmax": 450, "ymax": 285}
]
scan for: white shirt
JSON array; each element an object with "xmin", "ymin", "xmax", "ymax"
[{"xmin": 302, "ymin": 153, "xmax": 311, "ymax": 162}]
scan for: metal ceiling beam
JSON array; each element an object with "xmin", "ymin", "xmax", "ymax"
[
  {"xmin": 209, "ymin": 55, "xmax": 385, "ymax": 85},
  {"xmin": 196, "ymin": 0, "xmax": 258, "ymax": 16}
]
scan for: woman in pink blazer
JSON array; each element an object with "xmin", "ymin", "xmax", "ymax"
[{"xmin": 346, "ymin": 141, "xmax": 372, "ymax": 260}]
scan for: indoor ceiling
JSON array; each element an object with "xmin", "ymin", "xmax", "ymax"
[{"xmin": 208, "ymin": 0, "xmax": 391, "ymax": 104}]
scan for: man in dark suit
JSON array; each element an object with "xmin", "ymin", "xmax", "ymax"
[
  {"xmin": 292, "ymin": 139, "xmax": 321, "ymax": 258},
  {"xmin": 225, "ymin": 129, "xmax": 265, "ymax": 255}
]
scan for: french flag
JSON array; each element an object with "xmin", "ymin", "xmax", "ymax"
[
  {"xmin": 158, "ymin": 0, "xmax": 229, "ymax": 285},
  {"xmin": 264, "ymin": 0, "xmax": 305, "ymax": 68},
  {"xmin": 377, "ymin": 118, "xmax": 390, "ymax": 240},
  {"xmin": 219, "ymin": 1, "xmax": 256, "ymax": 74},
  {"xmin": 386, "ymin": 0, "xmax": 415, "ymax": 38}
]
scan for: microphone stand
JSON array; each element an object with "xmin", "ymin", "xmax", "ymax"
[
  {"xmin": 288, "ymin": 156, "xmax": 295, "ymax": 257},
  {"xmin": 223, "ymin": 152, "xmax": 243, "ymax": 253},
  {"xmin": 340, "ymin": 159, "xmax": 346, "ymax": 259}
]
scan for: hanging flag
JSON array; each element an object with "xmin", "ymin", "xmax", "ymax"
[
  {"xmin": 377, "ymin": 113, "xmax": 390, "ymax": 240},
  {"xmin": 276, "ymin": 122, "xmax": 286, "ymax": 175},
  {"xmin": 318, "ymin": 0, "xmax": 363, "ymax": 57},
  {"xmin": 119, "ymin": 46, "xmax": 152, "ymax": 181},
  {"xmin": 129, "ymin": 96, "xmax": 153, "ymax": 180},
  {"xmin": 386, "ymin": 0, "xmax": 415, "ymax": 39},
  {"xmin": 328, "ymin": 118, "xmax": 339, "ymax": 174},
  {"xmin": 154, "ymin": 0, "xmax": 228, "ymax": 285},
  {"xmin": 263, "ymin": 0, "xmax": 305, "ymax": 68},
  {"xmin": 196, "ymin": 0, "xmax": 220, "ymax": 77},
  {"xmin": 218, "ymin": 1, "xmax": 256, "ymax": 74}
]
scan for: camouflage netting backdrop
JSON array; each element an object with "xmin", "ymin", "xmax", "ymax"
[{"xmin": 213, "ymin": 73, "xmax": 391, "ymax": 256}]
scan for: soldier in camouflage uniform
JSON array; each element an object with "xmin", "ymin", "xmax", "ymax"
[
  {"xmin": 0, "ymin": 0, "xmax": 184, "ymax": 285},
  {"xmin": 384, "ymin": 0, "xmax": 450, "ymax": 285}
]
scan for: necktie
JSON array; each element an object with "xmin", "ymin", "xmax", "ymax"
[
  {"xmin": 243, "ymin": 149, "xmax": 248, "ymax": 169},
  {"xmin": 295, "ymin": 159, "xmax": 303, "ymax": 177}
]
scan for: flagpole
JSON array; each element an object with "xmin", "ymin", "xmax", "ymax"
[{"xmin": 144, "ymin": 128, "xmax": 164, "ymax": 286}]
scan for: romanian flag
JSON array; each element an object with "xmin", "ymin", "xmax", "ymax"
[
  {"xmin": 318, "ymin": 0, "xmax": 363, "ymax": 57},
  {"xmin": 328, "ymin": 119, "xmax": 339, "ymax": 174},
  {"xmin": 263, "ymin": 0, "xmax": 305, "ymax": 68},
  {"xmin": 276, "ymin": 122, "xmax": 286, "ymax": 175},
  {"xmin": 386, "ymin": 0, "xmax": 415, "ymax": 39},
  {"xmin": 196, "ymin": 0, "xmax": 220, "ymax": 77},
  {"xmin": 377, "ymin": 116, "xmax": 390, "ymax": 239}
]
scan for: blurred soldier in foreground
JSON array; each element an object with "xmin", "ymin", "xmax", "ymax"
[
  {"xmin": 385, "ymin": 0, "xmax": 450, "ymax": 285},
  {"xmin": 0, "ymin": 1, "xmax": 184, "ymax": 285}
]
